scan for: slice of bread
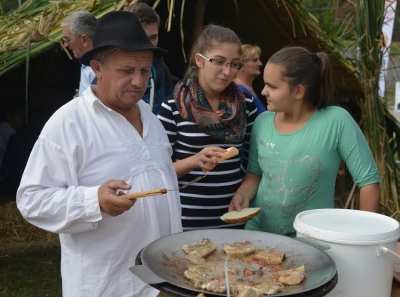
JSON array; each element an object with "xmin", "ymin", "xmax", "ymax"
[
  {"xmin": 220, "ymin": 207, "xmax": 261, "ymax": 223},
  {"xmin": 203, "ymin": 147, "xmax": 239, "ymax": 173}
]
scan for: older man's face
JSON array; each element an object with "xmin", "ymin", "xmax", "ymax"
[
  {"xmin": 62, "ymin": 27, "xmax": 86, "ymax": 59},
  {"xmin": 94, "ymin": 49, "xmax": 153, "ymax": 112}
]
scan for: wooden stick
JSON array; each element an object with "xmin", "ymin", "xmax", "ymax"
[{"xmin": 120, "ymin": 188, "xmax": 167, "ymax": 200}]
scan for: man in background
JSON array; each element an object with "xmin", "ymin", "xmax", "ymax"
[
  {"xmin": 125, "ymin": 2, "xmax": 173, "ymax": 114},
  {"xmin": 61, "ymin": 11, "xmax": 96, "ymax": 97}
]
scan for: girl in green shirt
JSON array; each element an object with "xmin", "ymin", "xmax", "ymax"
[{"xmin": 229, "ymin": 46, "xmax": 380, "ymax": 237}]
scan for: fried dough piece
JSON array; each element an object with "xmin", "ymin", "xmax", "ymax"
[
  {"xmin": 253, "ymin": 280, "xmax": 285, "ymax": 295},
  {"xmin": 223, "ymin": 241, "xmax": 256, "ymax": 256},
  {"xmin": 184, "ymin": 270, "xmax": 206, "ymax": 289},
  {"xmin": 183, "ymin": 238, "xmax": 217, "ymax": 258},
  {"xmin": 186, "ymin": 253, "xmax": 206, "ymax": 264},
  {"xmin": 188, "ymin": 263, "xmax": 237, "ymax": 279},
  {"xmin": 230, "ymin": 282, "xmax": 254, "ymax": 295},
  {"xmin": 237, "ymin": 287, "xmax": 263, "ymax": 297},
  {"xmin": 252, "ymin": 250, "xmax": 285, "ymax": 265},
  {"xmin": 277, "ymin": 265, "xmax": 306, "ymax": 285},
  {"xmin": 201, "ymin": 279, "xmax": 226, "ymax": 293},
  {"xmin": 184, "ymin": 270, "xmax": 228, "ymax": 293}
]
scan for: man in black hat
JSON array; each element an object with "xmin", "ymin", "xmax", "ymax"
[{"xmin": 17, "ymin": 11, "xmax": 182, "ymax": 297}]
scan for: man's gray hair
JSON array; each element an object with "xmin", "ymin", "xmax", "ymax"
[{"xmin": 61, "ymin": 11, "xmax": 97, "ymax": 40}]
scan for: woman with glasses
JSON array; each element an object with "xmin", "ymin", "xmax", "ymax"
[
  {"xmin": 158, "ymin": 24, "xmax": 258, "ymax": 231},
  {"xmin": 234, "ymin": 44, "xmax": 266, "ymax": 114}
]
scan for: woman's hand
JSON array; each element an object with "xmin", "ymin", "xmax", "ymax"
[
  {"xmin": 174, "ymin": 146, "xmax": 227, "ymax": 178},
  {"xmin": 98, "ymin": 180, "xmax": 136, "ymax": 216},
  {"xmin": 228, "ymin": 173, "xmax": 262, "ymax": 212},
  {"xmin": 229, "ymin": 192, "xmax": 250, "ymax": 212},
  {"xmin": 194, "ymin": 147, "xmax": 227, "ymax": 171}
]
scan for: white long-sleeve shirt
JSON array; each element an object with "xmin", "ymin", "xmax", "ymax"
[{"xmin": 17, "ymin": 87, "xmax": 182, "ymax": 297}]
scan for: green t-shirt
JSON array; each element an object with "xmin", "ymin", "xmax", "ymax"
[{"xmin": 245, "ymin": 106, "xmax": 380, "ymax": 237}]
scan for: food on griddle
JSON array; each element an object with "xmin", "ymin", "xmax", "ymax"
[
  {"xmin": 200, "ymin": 279, "xmax": 227, "ymax": 293},
  {"xmin": 236, "ymin": 287, "xmax": 263, "ymax": 297},
  {"xmin": 276, "ymin": 265, "xmax": 306, "ymax": 285},
  {"xmin": 251, "ymin": 250, "xmax": 285, "ymax": 265},
  {"xmin": 223, "ymin": 241, "xmax": 256, "ymax": 256},
  {"xmin": 184, "ymin": 270, "xmax": 228, "ymax": 293},
  {"xmin": 182, "ymin": 238, "xmax": 307, "ymax": 295},
  {"xmin": 183, "ymin": 238, "xmax": 218, "ymax": 263},
  {"xmin": 253, "ymin": 265, "xmax": 306, "ymax": 286},
  {"xmin": 230, "ymin": 281, "xmax": 255, "ymax": 295},
  {"xmin": 187, "ymin": 263, "xmax": 237, "ymax": 279},
  {"xmin": 185, "ymin": 253, "xmax": 206, "ymax": 264},
  {"xmin": 253, "ymin": 280, "xmax": 285, "ymax": 295}
]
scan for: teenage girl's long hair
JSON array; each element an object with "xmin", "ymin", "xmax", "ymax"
[
  {"xmin": 185, "ymin": 24, "xmax": 242, "ymax": 78},
  {"xmin": 268, "ymin": 46, "xmax": 333, "ymax": 109}
]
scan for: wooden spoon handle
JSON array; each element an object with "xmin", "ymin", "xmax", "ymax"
[{"xmin": 120, "ymin": 188, "xmax": 167, "ymax": 200}]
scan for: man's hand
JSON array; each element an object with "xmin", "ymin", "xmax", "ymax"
[
  {"xmin": 73, "ymin": 89, "xmax": 79, "ymax": 98},
  {"xmin": 98, "ymin": 180, "xmax": 136, "ymax": 216}
]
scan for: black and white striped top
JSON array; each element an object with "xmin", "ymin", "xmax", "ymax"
[{"xmin": 158, "ymin": 95, "xmax": 258, "ymax": 231}]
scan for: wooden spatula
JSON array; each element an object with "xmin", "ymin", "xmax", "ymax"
[{"xmin": 120, "ymin": 188, "xmax": 167, "ymax": 200}]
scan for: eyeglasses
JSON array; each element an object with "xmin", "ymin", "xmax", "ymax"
[
  {"xmin": 62, "ymin": 35, "xmax": 82, "ymax": 44},
  {"xmin": 198, "ymin": 53, "xmax": 244, "ymax": 71}
]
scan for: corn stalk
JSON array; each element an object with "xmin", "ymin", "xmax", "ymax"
[{"xmin": 351, "ymin": 0, "xmax": 400, "ymax": 219}]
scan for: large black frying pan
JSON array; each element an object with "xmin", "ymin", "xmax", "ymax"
[{"xmin": 131, "ymin": 229, "xmax": 336, "ymax": 296}]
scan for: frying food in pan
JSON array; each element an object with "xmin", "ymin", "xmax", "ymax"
[
  {"xmin": 183, "ymin": 238, "xmax": 218, "ymax": 265},
  {"xmin": 223, "ymin": 241, "xmax": 256, "ymax": 256},
  {"xmin": 182, "ymin": 238, "xmax": 306, "ymax": 295}
]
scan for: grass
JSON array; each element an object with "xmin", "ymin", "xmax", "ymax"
[{"xmin": 0, "ymin": 246, "xmax": 62, "ymax": 297}]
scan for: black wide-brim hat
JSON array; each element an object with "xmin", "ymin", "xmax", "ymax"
[{"xmin": 80, "ymin": 11, "xmax": 167, "ymax": 66}]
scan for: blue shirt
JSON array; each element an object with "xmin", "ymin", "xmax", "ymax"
[{"xmin": 79, "ymin": 65, "xmax": 96, "ymax": 97}]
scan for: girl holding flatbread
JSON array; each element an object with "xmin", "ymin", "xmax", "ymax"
[
  {"xmin": 158, "ymin": 24, "xmax": 259, "ymax": 231},
  {"xmin": 229, "ymin": 46, "xmax": 380, "ymax": 237}
]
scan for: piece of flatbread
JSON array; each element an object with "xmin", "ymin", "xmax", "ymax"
[
  {"xmin": 237, "ymin": 287, "xmax": 263, "ymax": 297},
  {"xmin": 203, "ymin": 147, "xmax": 239, "ymax": 172},
  {"xmin": 186, "ymin": 253, "xmax": 206, "ymax": 264},
  {"xmin": 220, "ymin": 208, "xmax": 261, "ymax": 223},
  {"xmin": 223, "ymin": 241, "xmax": 256, "ymax": 256},
  {"xmin": 252, "ymin": 250, "xmax": 285, "ymax": 265},
  {"xmin": 183, "ymin": 238, "xmax": 217, "ymax": 258},
  {"xmin": 276, "ymin": 265, "xmax": 306, "ymax": 285},
  {"xmin": 253, "ymin": 280, "xmax": 285, "ymax": 295}
]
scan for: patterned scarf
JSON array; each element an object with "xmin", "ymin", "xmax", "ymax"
[{"xmin": 174, "ymin": 73, "xmax": 247, "ymax": 143}]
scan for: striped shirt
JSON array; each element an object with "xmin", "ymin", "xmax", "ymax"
[{"xmin": 158, "ymin": 94, "xmax": 258, "ymax": 231}]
